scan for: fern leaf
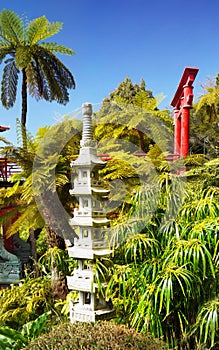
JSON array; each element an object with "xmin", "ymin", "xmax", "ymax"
[
  {"xmin": 1, "ymin": 59, "xmax": 19, "ymax": 109},
  {"xmin": 27, "ymin": 16, "xmax": 62, "ymax": 44},
  {"xmin": 0, "ymin": 9, "xmax": 24, "ymax": 44},
  {"xmin": 40, "ymin": 42, "xmax": 75, "ymax": 55}
]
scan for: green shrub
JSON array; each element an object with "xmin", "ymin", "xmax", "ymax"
[
  {"xmin": 0, "ymin": 277, "xmax": 53, "ymax": 329},
  {"xmin": 23, "ymin": 321, "xmax": 166, "ymax": 349},
  {"xmin": 0, "ymin": 311, "xmax": 51, "ymax": 350}
]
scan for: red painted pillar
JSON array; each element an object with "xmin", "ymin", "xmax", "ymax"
[
  {"xmin": 180, "ymin": 106, "xmax": 190, "ymax": 157},
  {"xmin": 174, "ymin": 107, "xmax": 181, "ymax": 156},
  {"xmin": 180, "ymin": 83, "xmax": 194, "ymax": 157}
]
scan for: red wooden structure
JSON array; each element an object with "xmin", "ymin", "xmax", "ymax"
[
  {"xmin": 0, "ymin": 125, "xmax": 21, "ymax": 182},
  {"xmin": 0, "ymin": 158, "xmax": 21, "ymax": 181},
  {"xmin": 171, "ymin": 67, "xmax": 199, "ymax": 158},
  {"xmin": 0, "ymin": 126, "xmax": 18, "ymax": 254},
  {"xmin": 0, "ymin": 125, "xmax": 10, "ymax": 132}
]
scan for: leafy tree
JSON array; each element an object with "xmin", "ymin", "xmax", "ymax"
[
  {"xmin": 94, "ymin": 77, "xmax": 173, "ymax": 153},
  {"xmin": 0, "ymin": 9, "xmax": 75, "ymax": 129},
  {"xmin": 103, "ymin": 76, "xmax": 153, "ymax": 105},
  {"xmin": 190, "ymin": 78, "xmax": 219, "ymax": 157},
  {"xmin": 93, "ymin": 80, "xmax": 173, "ymax": 219}
]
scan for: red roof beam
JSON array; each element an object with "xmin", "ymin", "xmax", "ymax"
[
  {"xmin": 0, "ymin": 125, "xmax": 10, "ymax": 132},
  {"xmin": 171, "ymin": 67, "xmax": 199, "ymax": 108}
]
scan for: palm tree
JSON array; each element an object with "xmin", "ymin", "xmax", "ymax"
[{"xmin": 0, "ymin": 9, "xmax": 75, "ymax": 129}]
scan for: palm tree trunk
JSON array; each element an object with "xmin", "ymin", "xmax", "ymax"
[
  {"xmin": 137, "ymin": 129, "xmax": 145, "ymax": 151},
  {"xmin": 46, "ymin": 225, "xmax": 69, "ymax": 300},
  {"xmin": 21, "ymin": 69, "xmax": 27, "ymax": 127},
  {"xmin": 21, "ymin": 69, "xmax": 27, "ymax": 149},
  {"xmin": 29, "ymin": 229, "xmax": 40, "ymax": 277}
]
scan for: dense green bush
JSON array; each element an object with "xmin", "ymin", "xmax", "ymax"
[
  {"xmin": 0, "ymin": 277, "xmax": 53, "ymax": 329},
  {"xmin": 23, "ymin": 321, "xmax": 166, "ymax": 350}
]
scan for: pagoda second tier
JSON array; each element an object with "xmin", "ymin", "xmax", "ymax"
[
  {"xmin": 67, "ymin": 260, "xmax": 107, "ymax": 293},
  {"xmin": 69, "ymin": 178, "xmax": 109, "ymax": 196},
  {"xmin": 67, "ymin": 225, "xmax": 111, "ymax": 259}
]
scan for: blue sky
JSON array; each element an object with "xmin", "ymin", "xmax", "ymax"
[{"xmin": 0, "ymin": 0, "xmax": 219, "ymax": 144}]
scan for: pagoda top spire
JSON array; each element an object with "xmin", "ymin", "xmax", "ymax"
[
  {"xmin": 80, "ymin": 103, "xmax": 95, "ymax": 148},
  {"xmin": 72, "ymin": 103, "xmax": 105, "ymax": 167}
]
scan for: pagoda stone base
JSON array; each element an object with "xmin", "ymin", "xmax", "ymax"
[{"xmin": 70, "ymin": 302, "xmax": 115, "ymax": 323}]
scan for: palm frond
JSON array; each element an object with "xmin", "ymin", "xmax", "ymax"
[
  {"xmin": 0, "ymin": 136, "xmax": 11, "ymax": 145},
  {"xmin": 1, "ymin": 59, "xmax": 19, "ymax": 109},
  {"xmin": 26, "ymin": 61, "xmax": 43, "ymax": 100},
  {"xmin": 29, "ymin": 48, "xmax": 75, "ymax": 104},
  {"xmin": 167, "ymin": 238, "xmax": 215, "ymax": 279},
  {"xmin": 0, "ymin": 40, "xmax": 12, "ymax": 49},
  {"xmin": 0, "ymin": 9, "xmax": 24, "ymax": 44},
  {"xmin": 40, "ymin": 42, "xmax": 75, "ymax": 56},
  {"xmin": 27, "ymin": 16, "xmax": 62, "ymax": 44},
  {"xmin": 154, "ymin": 262, "xmax": 195, "ymax": 315},
  {"xmin": 124, "ymin": 233, "xmax": 160, "ymax": 264},
  {"xmin": 196, "ymin": 86, "xmax": 219, "ymax": 114},
  {"xmin": 0, "ymin": 45, "xmax": 14, "ymax": 67},
  {"xmin": 5, "ymin": 204, "xmax": 43, "ymax": 238}
]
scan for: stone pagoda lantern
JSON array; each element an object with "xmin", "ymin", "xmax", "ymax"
[{"xmin": 66, "ymin": 103, "xmax": 114, "ymax": 322}]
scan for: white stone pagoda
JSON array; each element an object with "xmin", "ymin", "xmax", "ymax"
[{"xmin": 67, "ymin": 103, "xmax": 114, "ymax": 322}]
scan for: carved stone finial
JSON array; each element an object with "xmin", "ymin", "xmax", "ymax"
[
  {"xmin": 82, "ymin": 102, "xmax": 92, "ymax": 116},
  {"xmin": 81, "ymin": 103, "xmax": 96, "ymax": 147}
]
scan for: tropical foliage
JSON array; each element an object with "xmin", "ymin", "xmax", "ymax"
[
  {"xmin": 0, "ymin": 118, "xmax": 80, "ymax": 298},
  {"xmin": 102, "ymin": 153, "xmax": 219, "ymax": 349},
  {"xmin": 190, "ymin": 78, "xmax": 219, "ymax": 158},
  {"xmin": 90, "ymin": 79, "xmax": 219, "ymax": 347},
  {"xmin": 94, "ymin": 77, "xmax": 173, "ymax": 153},
  {"xmin": 0, "ymin": 277, "xmax": 53, "ymax": 329},
  {"xmin": 0, "ymin": 311, "xmax": 51, "ymax": 350},
  {"xmin": 1, "ymin": 72, "xmax": 219, "ymax": 350}
]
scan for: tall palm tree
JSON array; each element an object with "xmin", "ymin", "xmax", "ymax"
[{"xmin": 0, "ymin": 9, "xmax": 75, "ymax": 128}]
